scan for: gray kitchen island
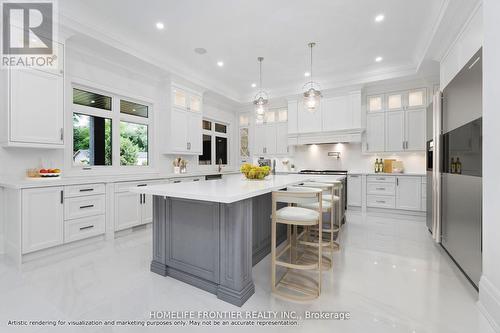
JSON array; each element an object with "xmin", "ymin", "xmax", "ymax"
[{"xmin": 130, "ymin": 174, "xmax": 344, "ymax": 306}]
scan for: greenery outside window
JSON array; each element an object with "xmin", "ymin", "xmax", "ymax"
[{"xmin": 71, "ymin": 86, "xmax": 153, "ymax": 171}]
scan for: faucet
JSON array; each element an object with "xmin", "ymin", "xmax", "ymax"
[{"xmin": 218, "ymin": 158, "xmax": 223, "ymax": 173}]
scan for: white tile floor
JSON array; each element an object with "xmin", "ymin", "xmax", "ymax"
[{"xmin": 0, "ymin": 212, "xmax": 494, "ymax": 333}]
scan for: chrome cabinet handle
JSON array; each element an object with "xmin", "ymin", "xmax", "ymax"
[
  {"xmin": 80, "ymin": 205, "xmax": 94, "ymax": 209},
  {"xmin": 376, "ymin": 200, "xmax": 386, "ymax": 203},
  {"xmin": 79, "ymin": 188, "xmax": 94, "ymax": 192},
  {"xmin": 376, "ymin": 187, "xmax": 386, "ymax": 190},
  {"xmin": 60, "ymin": 128, "xmax": 64, "ymax": 141}
]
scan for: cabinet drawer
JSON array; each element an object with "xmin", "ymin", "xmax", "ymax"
[
  {"xmin": 114, "ymin": 180, "xmax": 164, "ymax": 193},
  {"xmin": 64, "ymin": 215, "xmax": 105, "ymax": 243},
  {"xmin": 64, "ymin": 194, "xmax": 105, "ymax": 220},
  {"xmin": 65, "ymin": 184, "xmax": 105, "ymax": 197},
  {"xmin": 367, "ymin": 195, "xmax": 396, "ymax": 209},
  {"xmin": 367, "ymin": 183, "xmax": 395, "ymax": 196},
  {"xmin": 367, "ymin": 175, "xmax": 396, "ymax": 183}
]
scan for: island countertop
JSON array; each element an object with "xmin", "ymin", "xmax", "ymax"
[{"xmin": 130, "ymin": 173, "xmax": 345, "ymax": 203}]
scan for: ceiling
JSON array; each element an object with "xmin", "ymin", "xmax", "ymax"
[{"xmin": 60, "ymin": 0, "xmax": 455, "ymax": 102}]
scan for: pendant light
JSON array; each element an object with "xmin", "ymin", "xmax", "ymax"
[
  {"xmin": 253, "ymin": 57, "xmax": 269, "ymax": 119},
  {"xmin": 303, "ymin": 42, "xmax": 321, "ymax": 112}
]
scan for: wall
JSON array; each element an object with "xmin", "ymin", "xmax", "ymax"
[
  {"xmin": 440, "ymin": 2, "xmax": 483, "ymax": 90},
  {"xmin": 479, "ymin": 0, "xmax": 500, "ymax": 331},
  {"xmin": 282, "ymin": 143, "xmax": 425, "ymax": 174}
]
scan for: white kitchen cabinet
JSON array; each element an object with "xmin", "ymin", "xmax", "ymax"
[
  {"xmin": 114, "ymin": 181, "xmax": 165, "ymax": 231},
  {"xmin": 322, "ymin": 95, "xmax": 350, "ymax": 131},
  {"xmin": 287, "ymin": 100, "xmax": 298, "ymax": 135},
  {"xmin": 405, "ymin": 109, "xmax": 426, "ymax": 150},
  {"xmin": 264, "ymin": 124, "xmax": 277, "ymax": 155},
  {"xmin": 395, "ymin": 176, "xmax": 422, "ymax": 211},
  {"xmin": 385, "ymin": 111, "xmax": 405, "ymax": 152},
  {"xmin": 4, "ymin": 68, "xmax": 64, "ymax": 148},
  {"xmin": 366, "ymin": 113, "xmax": 385, "ymax": 152},
  {"xmin": 22, "ymin": 187, "xmax": 64, "ymax": 254},
  {"xmin": 165, "ymin": 83, "xmax": 203, "ymax": 154},
  {"xmin": 298, "ymin": 100, "xmax": 322, "ymax": 133},
  {"xmin": 367, "ymin": 94, "xmax": 384, "ymax": 113},
  {"xmin": 254, "ymin": 122, "xmax": 288, "ymax": 156},
  {"xmin": 350, "ymin": 91, "xmax": 362, "ymax": 128},
  {"xmin": 347, "ymin": 175, "xmax": 362, "ymax": 206},
  {"xmin": 276, "ymin": 123, "xmax": 288, "ymax": 154},
  {"xmin": 407, "ymin": 88, "xmax": 426, "ymax": 110},
  {"xmin": 386, "ymin": 91, "xmax": 405, "ymax": 112}
]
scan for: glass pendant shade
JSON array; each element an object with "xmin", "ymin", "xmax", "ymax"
[
  {"xmin": 302, "ymin": 42, "xmax": 321, "ymax": 113},
  {"xmin": 253, "ymin": 57, "xmax": 269, "ymax": 118},
  {"xmin": 303, "ymin": 87, "xmax": 321, "ymax": 112}
]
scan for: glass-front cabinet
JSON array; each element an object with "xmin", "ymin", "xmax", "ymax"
[{"xmin": 172, "ymin": 85, "xmax": 202, "ymax": 112}]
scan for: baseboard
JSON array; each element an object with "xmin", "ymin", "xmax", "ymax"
[{"xmin": 479, "ymin": 276, "xmax": 500, "ymax": 332}]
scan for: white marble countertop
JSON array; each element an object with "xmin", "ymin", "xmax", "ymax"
[
  {"xmin": 0, "ymin": 170, "xmax": 240, "ymax": 189},
  {"xmin": 130, "ymin": 173, "xmax": 345, "ymax": 204}
]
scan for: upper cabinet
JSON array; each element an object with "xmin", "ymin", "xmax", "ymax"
[
  {"xmin": 287, "ymin": 100, "xmax": 298, "ymax": 135},
  {"xmin": 365, "ymin": 87, "xmax": 427, "ymax": 153},
  {"xmin": 1, "ymin": 42, "xmax": 65, "ymax": 148},
  {"xmin": 253, "ymin": 108, "xmax": 289, "ymax": 156},
  {"xmin": 164, "ymin": 83, "xmax": 203, "ymax": 155},
  {"xmin": 297, "ymin": 100, "xmax": 322, "ymax": 134},
  {"xmin": 322, "ymin": 91, "xmax": 362, "ymax": 132}
]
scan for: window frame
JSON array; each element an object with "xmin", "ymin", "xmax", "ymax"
[
  {"xmin": 66, "ymin": 82, "xmax": 155, "ymax": 176},
  {"xmin": 238, "ymin": 113, "xmax": 250, "ymax": 163},
  {"xmin": 199, "ymin": 117, "xmax": 230, "ymax": 166}
]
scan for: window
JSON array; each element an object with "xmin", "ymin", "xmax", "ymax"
[
  {"xmin": 239, "ymin": 113, "xmax": 250, "ymax": 163},
  {"xmin": 120, "ymin": 121, "xmax": 148, "ymax": 166},
  {"xmin": 71, "ymin": 87, "xmax": 152, "ymax": 170},
  {"xmin": 199, "ymin": 119, "xmax": 229, "ymax": 165},
  {"xmin": 73, "ymin": 113, "xmax": 112, "ymax": 166}
]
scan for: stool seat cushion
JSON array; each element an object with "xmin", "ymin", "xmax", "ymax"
[
  {"xmin": 275, "ymin": 206, "xmax": 320, "ymax": 222},
  {"xmin": 299, "ymin": 200, "xmax": 332, "ymax": 212},
  {"xmin": 323, "ymin": 194, "xmax": 340, "ymax": 202}
]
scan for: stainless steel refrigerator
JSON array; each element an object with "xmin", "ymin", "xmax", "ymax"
[{"xmin": 439, "ymin": 48, "xmax": 483, "ymax": 289}]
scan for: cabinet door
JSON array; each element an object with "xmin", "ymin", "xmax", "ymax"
[
  {"xmin": 22, "ymin": 187, "xmax": 64, "ymax": 253},
  {"xmin": 170, "ymin": 108, "xmax": 188, "ymax": 152},
  {"xmin": 322, "ymin": 96, "xmax": 350, "ymax": 131},
  {"xmin": 264, "ymin": 124, "xmax": 277, "ymax": 155},
  {"xmin": 114, "ymin": 191, "xmax": 142, "ymax": 231},
  {"xmin": 275, "ymin": 122, "xmax": 288, "ymax": 154},
  {"xmin": 347, "ymin": 175, "xmax": 362, "ymax": 206},
  {"xmin": 396, "ymin": 177, "xmax": 422, "ymax": 210},
  {"xmin": 386, "ymin": 92, "xmax": 404, "ymax": 112},
  {"xmin": 142, "ymin": 193, "xmax": 153, "ymax": 224},
  {"xmin": 385, "ymin": 111, "xmax": 405, "ymax": 152},
  {"xmin": 366, "ymin": 113, "xmax": 385, "ymax": 152},
  {"xmin": 188, "ymin": 94, "xmax": 202, "ymax": 112},
  {"xmin": 188, "ymin": 113, "xmax": 202, "ymax": 153},
  {"xmin": 367, "ymin": 94, "xmax": 384, "ymax": 113},
  {"xmin": 10, "ymin": 69, "xmax": 64, "ymax": 146},
  {"xmin": 172, "ymin": 87, "xmax": 188, "ymax": 110},
  {"xmin": 350, "ymin": 91, "xmax": 362, "ymax": 128},
  {"xmin": 254, "ymin": 125, "xmax": 266, "ymax": 155},
  {"xmin": 406, "ymin": 109, "xmax": 426, "ymax": 151},
  {"xmin": 407, "ymin": 88, "xmax": 426, "ymax": 110},
  {"xmin": 297, "ymin": 100, "xmax": 322, "ymax": 133},
  {"xmin": 287, "ymin": 100, "xmax": 298, "ymax": 134}
]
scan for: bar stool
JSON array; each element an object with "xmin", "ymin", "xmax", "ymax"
[
  {"xmin": 308, "ymin": 179, "xmax": 343, "ymax": 251},
  {"xmin": 296, "ymin": 182, "xmax": 338, "ymax": 268},
  {"xmin": 271, "ymin": 186, "xmax": 323, "ymax": 301}
]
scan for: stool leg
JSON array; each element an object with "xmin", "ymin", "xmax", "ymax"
[{"xmin": 271, "ymin": 200, "xmax": 277, "ymax": 292}]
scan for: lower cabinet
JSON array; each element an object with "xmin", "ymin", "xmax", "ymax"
[
  {"xmin": 22, "ymin": 187, "xmax": 64, "ymax": 254},
  {"xmin": 365, "ymin": 175, "xmax": 423, "ymax": 212},
  {"xmin": 347, "ymin": 175, "xmax": 362, "ymax": 206},
  {"xmin": 114, "ymin": 180, "xmax": 165, "ymax": 231}
]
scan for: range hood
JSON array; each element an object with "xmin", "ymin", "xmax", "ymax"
[{"xmin": 288, "ymin": 128, "xmax": 364, "ymax": 145}]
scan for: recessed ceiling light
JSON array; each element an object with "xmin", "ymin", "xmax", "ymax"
[
  {"xmin": 251, "ymin": 83, "xmax": 257, "ymax": 88},
  {"xmin": 375, "ymin": 56, "xmax": 383, "ymax": 62},
  {"xmin": 375, "ymin": 14, "xmax": 385, "ymax": 22},
  {"xmin": 194, "ymin": 47, "xmax": 207, "ymax": 55},
  {"xmin": 156, "ymin": 22, "xmax": 165, "ymax": 30},
  {"xmin": 217, "ymin": 61, "xmax": 224, "ymax": 67},
  {"xmin": 304, "ymin": 71, "xmax": 311, "ymax": 77}
]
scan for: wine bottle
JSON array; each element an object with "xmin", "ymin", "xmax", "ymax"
[
  {"xmin": 380, "ymin": 159, "xmax": 384, "ymax": 173},
  {"xmin": 456, "ymin": 157, "xmax": 462, "ymax": 174},
  {"xmin": 450, "ymin": 157, "xmax": 456, "ymax": 174},
  {"xmin": 375, "ymin": 159, "xmax": 379, "ymax": 173}
]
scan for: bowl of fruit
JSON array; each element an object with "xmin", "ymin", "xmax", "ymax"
[
  {"xmin": 38, "ymin": 168, "xmax": 61, "ymax": 178},
  {"xmin": 240, "ymin": 163, "xmax": 270, "ymax": 180}
]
